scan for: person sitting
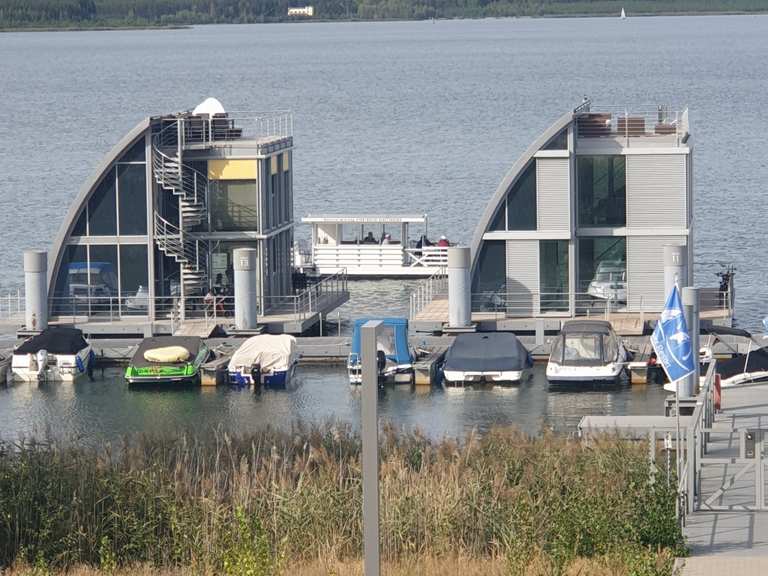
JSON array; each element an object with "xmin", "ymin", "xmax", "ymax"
[
  {"xmin": 437, "ymin": 235, "xmax": 450, "ymax": 247},
  {"xmin": 382, "ymin": 233, "xmax": 392, "ymax": 245},
  {"xmin": 362, "ymin": 231, "xmax": 377, "ymax": 244}
]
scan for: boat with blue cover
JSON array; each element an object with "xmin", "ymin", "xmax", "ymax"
[{"xmin": 347, "ymin": 318, "xmax": 414, "ymax": 384}]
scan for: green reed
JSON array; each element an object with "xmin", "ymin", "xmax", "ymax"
[{"xmin": 0, "ymin": 426, "xmax": 682, "ymax": 574}]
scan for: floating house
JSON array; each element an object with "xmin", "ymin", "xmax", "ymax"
[
  {"xmin": 45, "ymin": 98, "xmax": 347, "ymax": 335},
  {"xmin": 413, "ymin": 101, "xmax": 732, "ymax": 331}
]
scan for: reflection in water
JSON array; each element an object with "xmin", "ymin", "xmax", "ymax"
[{"xmin": 0, "ymin": 364, "xmax": 670, "ymax": 444}]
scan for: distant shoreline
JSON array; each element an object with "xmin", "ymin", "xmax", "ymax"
[{"xmin": 2, "ymin": 10, "xmax": 766, "ymax": 32}]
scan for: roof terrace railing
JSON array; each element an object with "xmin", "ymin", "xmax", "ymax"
[
  {"xmin": 576, "ymin": 105, "xmax": 689, "ymax": 145},
  {"xmin": 180, "ymin": 111, "xmax": 293, "ymax": 148}
]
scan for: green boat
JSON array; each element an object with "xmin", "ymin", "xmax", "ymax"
[{"xmin": 125, "ymin": 336, "xmax": 211, "ymax": 385}]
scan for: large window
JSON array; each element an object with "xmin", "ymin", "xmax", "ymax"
[
  {"xmin": 210, "ymin": 180, "xmax": 259, "ymax": 232},
  {"xmin": 471, "ymin": 240, "xmax": 506, "ymax": 310},
  {"xmin": 540, "ymin": 240, "xmax": 569, "ymax": 312},
  {"xmin": 507, "ymin": 162, "xmax": 537, "ymax": 231},
  {"xmin": 578, "ymin": 237, "xmax": 626, "ymax": 298},
  {"xmin": 578, "ymin": 156, "xmax": 626, "ymax": 227},
  {"xmin": 88, "ymin": 170, "xmax": 117, "ymax": 235},
  {"xmin": 118, "ymin": 165, "xmax": 147, "ymax": 235}
]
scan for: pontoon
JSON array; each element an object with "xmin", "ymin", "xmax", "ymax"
[
  {"xmin": 347, "ymin": 318, "xmax": 414, "ymax": 384},
  {"xmin": 546, "ymin": 320, "xmax": 629, "ymax": 383},
  {"xmin": 442, "ymin": 332, "xmax": 533, "ymax": 386},
  {"xmin": 125, "ymin": 336, "xmax": 210, "ymax": 385},
  {"xmin": 299, "ymin": 214, "xmax": 449, "ymax": 277},
  {"xmin": 12, "ymin": 326, "xmax": 93, "ymax": 382},
  {"xmin": 228, "ymin": 334, "xmax": 298, "ymax": 388}
]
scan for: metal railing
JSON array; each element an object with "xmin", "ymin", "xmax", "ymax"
[
  {"xmin": 154, "ymin": 214, "xmax": 204, "ymax": 271},
  {"xmin": 700, "ymin": 286, "xmax": 734, "ymax": 318},
  {"xmin": 0, "ymin": 289, "xmax": 24, "ymax": 319},
  {"xmin": 677, "ymin": 361, "xmax": 718, "ymax": 523},
  {"xmin": 177, "ymin": 112, "xmax": 293, "ymax": 148},
  {"xmin": 409, "ymin": 268, "xmax": 448, "ymax": 319},
  {"xmin": 576, "ymin": 105, "xmax": 689, "ymax": 145},
  {"xmin": 261, "ymin": 270, "xmax": 348, "ymax": 320},
  {"xmin": 403, "ymin": 246, "xmax": 449, "ymax": 268}
]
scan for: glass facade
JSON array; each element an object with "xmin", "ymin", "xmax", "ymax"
[
  {"xmin": 118, "ymin": 164, "xmax": 147, "ymax": 235},
  {"xmin": 507, "ymin": 163, "xmax": 537, "ymax": 231},
  {"xmin": 539, "ymin": 240, "xmax": 569, "ymax": 312},
  {"xmin": 577, "ymin": 156, "xmax": 626, "ymax": 227},
  {"xmin": 471, "ymin": 241, "xmax": 506, "ymax": 311},
  {"xmin": 210, "ymin": 180, "xmax": 259, "ymax": 232},
  {"xmin": 577, "ymin": 237, "xmax": 626, "ymax": 295},
  {"xmin": 88, "ymin": 170, "xmax": 117, "ymax": 235}
]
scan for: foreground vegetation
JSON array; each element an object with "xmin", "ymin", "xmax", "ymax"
[
  {"xmin": 1, "ymin": 0, "xmax": 766, "ymax": 30},
  {"xmin": 0, "ymin": 427, "xmax": 682, "ymax": 575}
]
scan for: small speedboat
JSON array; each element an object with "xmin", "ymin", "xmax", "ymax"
[
  {"xmin": 228, "ymin": 334, "xmax": 298, "ymax": 388},
  {"xmin": 546, "ymin": 320, "xmax": 629, "ymax": 383},
  {"xmin": 12, "ymin": 326, "xmax": 93, "ymax": 382},
  {"xmin": 347, "ymin": 318, "xmax": 414, "ymax": 385},
  {"xmin": 125, "ymin": 336, "xmax": 210, "ymax": 385},
  {"xmin": 442, "ymin": 332, "xmax": 532, "ymax": 386}
]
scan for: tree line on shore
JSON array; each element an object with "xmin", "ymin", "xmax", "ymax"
[{"xmin": 1, "ymin": 0, "xmax": 766, "ymax": 28}]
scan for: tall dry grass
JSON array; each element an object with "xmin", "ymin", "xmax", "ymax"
[{"xmin": 0, "ymin": 426, "xmax": 682, "ymax": 575}]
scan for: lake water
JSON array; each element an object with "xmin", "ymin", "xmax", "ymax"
[{"xmin": 0, "ymin": 16, "xmax": 765, "ymax": 442}]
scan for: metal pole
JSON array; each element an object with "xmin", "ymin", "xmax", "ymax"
[
  {"xmin": 682, "ymin": 287, "xmax": 699, "ymax": 398},
  {"xmin": 361, "ymin": 320, "xmax": 382, "ymax": 576}
]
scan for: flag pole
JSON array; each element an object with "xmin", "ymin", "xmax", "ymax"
[{"xmin": 675, "ymin": 375, "xmax": 681, "ymax": 517}]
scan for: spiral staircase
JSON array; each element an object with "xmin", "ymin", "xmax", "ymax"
[{"xmin": 151, "ymin": 119, "xmax": 209, "ymax": 301}]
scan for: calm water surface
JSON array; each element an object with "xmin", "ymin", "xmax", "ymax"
[{"xmin": 0, "ymin": 16, "xmax": 765, "ymax": 442}]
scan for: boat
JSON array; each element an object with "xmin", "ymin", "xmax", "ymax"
[
  {"xmin": 621, "ymin": 7, "xmax": 626, "ymax": 19},
  {"xmin": 124, "ymin": 336, "xmax": 210, "ymax": 385},
  {"xmin": 442, "ymin": 332, "xmax": 533, "ymax": 386},
  {"xmin": 587, "ymin": 261, "xmax": 627, "ymax": 303},
  {"xmin": 546, "ymin": 320, "xmax": 630, "ymax": 383},
  {"xmin": 12, "ymin": 326, "xmax": 93, "ymax": 382},
  {"xmin": 663, "ymin": 327, "xmax": 768, "ymax": 391},
  {"xmin": 347, "ymin": 318, "xmax": 414, "ymax": 384},
  {"xmin": 228, "ymin": 334, "xmax": 298, "ymax": 388},
  {"xmin": 298, "ymin": 214, "xmax": 449, "ymax": 277}
]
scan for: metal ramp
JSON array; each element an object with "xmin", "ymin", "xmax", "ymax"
[{"xmin": 174, "ymin": 319, "xmax": 219, "ymax": 338}]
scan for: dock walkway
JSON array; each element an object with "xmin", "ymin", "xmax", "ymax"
[{"xmin": 679, "ymin": 384, "xmax": 768, "ymax": 574}]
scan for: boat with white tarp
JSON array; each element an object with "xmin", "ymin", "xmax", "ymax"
[{"xmin": 228, "ymin": 334, "xmax": 298, "ymax": 388}]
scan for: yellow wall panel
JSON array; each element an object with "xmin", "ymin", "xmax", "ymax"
[
  {"xmin": 208, "ymin": 160, "xmax": 258, "ymax": 180},
  {"xmin": 282, "ymin": 151, "xmax": 290, "ymax": 171},
  {"xmin": 270, "ymin": 156, "xmax": 278, "ymax": 175}
]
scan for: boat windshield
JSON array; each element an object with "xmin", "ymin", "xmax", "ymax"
[
  {"xmin": 564, "ymin": 334, "xmax": 602, "ymax": 362},
  {"xmin": 595, "ymin": 270, "xmax": 625, "ymax": 283}
]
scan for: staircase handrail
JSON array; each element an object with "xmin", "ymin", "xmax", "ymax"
[{"xmin": 154, "ymin": 214, "xmax": 200, "ymax": 265}]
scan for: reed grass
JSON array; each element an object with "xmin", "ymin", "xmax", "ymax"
[{"xmin": 0, "ymin": 426, "xmax": 682, "ymax": 575}]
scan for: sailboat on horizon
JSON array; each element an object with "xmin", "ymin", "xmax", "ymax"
[{"xmin": 620, "ymin": 7, "xmax": 627, "ymax": 19}]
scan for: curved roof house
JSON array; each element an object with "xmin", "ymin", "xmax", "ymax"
[
  {"xmin": 48, "ymin": 99, "xmax": 301, "ymax": 330},
  {"xmin": 470, "ymin": 100, "xmax": 693, "ymax": 318}
]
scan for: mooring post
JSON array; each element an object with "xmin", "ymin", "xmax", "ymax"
[
  {"xmin": 447, "ymin": 247, "xmax": 471, "ymax": 329},
  {"xmin": 23, "ymin": 250, "xmax": 48, "ymax": 331},
  {"xmin": 681, "ymin": 287, "xmax": 700, "ymax": 398},
  {"xmin": 233, "ymin": 248, "xmax": 258, "ymax": 330},
  {"xmin": 361, "ymin": 320, "xmax": 382, "ymax": 576}
]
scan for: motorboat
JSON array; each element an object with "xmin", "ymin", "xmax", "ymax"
[
  {"xmin": 546, "ymin": 320, "xmax": 630, "ymax": 383},
  {"xmin": 299, "ymin": 214, "xmax": 449, "ymax": 277},
  {"xmin": 442, "ymin": 332, "xmax": 533, "ymax": 386},
  {"xmin": 347, "ymin": 317, "xmax": 414, "ymax": 384},
  {"xmin": 587, "ymin": 261, "xmax": 627, "ymax": 303},
  {"xmin": 125, "ymin": 336, "xmax": 210, "ymax": 385},
  {"xmin": 228, "ymin": 334, "xmax": 298, "ymax": 388},
  {"xmin": 663, "ymin": 326, "xmax": 768, "ymax": 391},
  {"xmin": 12, "ymin": 326, "xmax": 93, "ymax": 382}
]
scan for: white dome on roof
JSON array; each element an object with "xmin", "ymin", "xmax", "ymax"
[{"xmin": 193, "ymin": 97, "xmax": 226, "ymax": 116}]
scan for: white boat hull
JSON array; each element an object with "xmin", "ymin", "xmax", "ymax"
[
  {"xmin": 443, "ymin": 368, "xmax": 530, "ymax": 385},
  {"xmin": 348, "ymin": 363, "xmax": 413, "ymax": 385},
  {"xmin": 546, "ymin": 363, "xmax": 624, "ymax": 383},
  {"xmin": 11, "ymin": 346, "xmax": 92, "ymax": 382}
]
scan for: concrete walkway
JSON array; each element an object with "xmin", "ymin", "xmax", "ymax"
[{"xmin": 679, "ymin": 384, "xmax": 768, "ymax": 574}]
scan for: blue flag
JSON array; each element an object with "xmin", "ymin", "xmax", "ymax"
[{"xmin": 651, "ymin": 286, "xmax": 695, "ymax": 382}]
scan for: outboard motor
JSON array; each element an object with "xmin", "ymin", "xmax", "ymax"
[
  {"xmin": 250, "ymin": 363, "xmax": 262, "ymax": 389},
  {"xmin": 36, "ymin": 349, "xmax": 48, "ymax": 380}
]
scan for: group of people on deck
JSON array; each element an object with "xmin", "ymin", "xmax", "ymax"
[{"xmin": 358, "ymin": 231, "xmax": 451, "ymax": 247}]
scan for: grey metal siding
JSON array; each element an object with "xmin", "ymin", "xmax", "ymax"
[
  {"xmin": 627, "ymin": 235, "xmax": 687, "ymax": 311},
  {"xmin": 536, "ymin": 158, "xmax": 570, "ymax": 233},
  {"xmin": 626, "ymin": 155, "xmax": 688, "ymax": 229},
  {"xmin": 506, "ymin": 240, "xmax": 539, "ymax": 316}
]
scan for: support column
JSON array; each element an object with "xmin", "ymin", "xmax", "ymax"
[
  {"xmin": 361, "ymin": 320, "xmax": 382, "ymax": 576},
  {"xmin": 447, "ymin": 247, "xmax": 471, "ymax": 329},
  {"xmin": 663, "ymin": 245, "xmax": 688, "ymax": 297},
  {"xmin": 681, "ymin": 286, "xmax": 700, "ymax": 399},
  {"xmin": 233, "ymin": 248, "xmax": 258, "ymax": 330},
  {"xmin": 24, "ymin": 250, "xmax": 48, "ymax": 331}
]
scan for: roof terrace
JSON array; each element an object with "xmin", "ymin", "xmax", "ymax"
[{"xmin": 574, "ymin": 101, "xmax": 689, "ymax": 149}]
